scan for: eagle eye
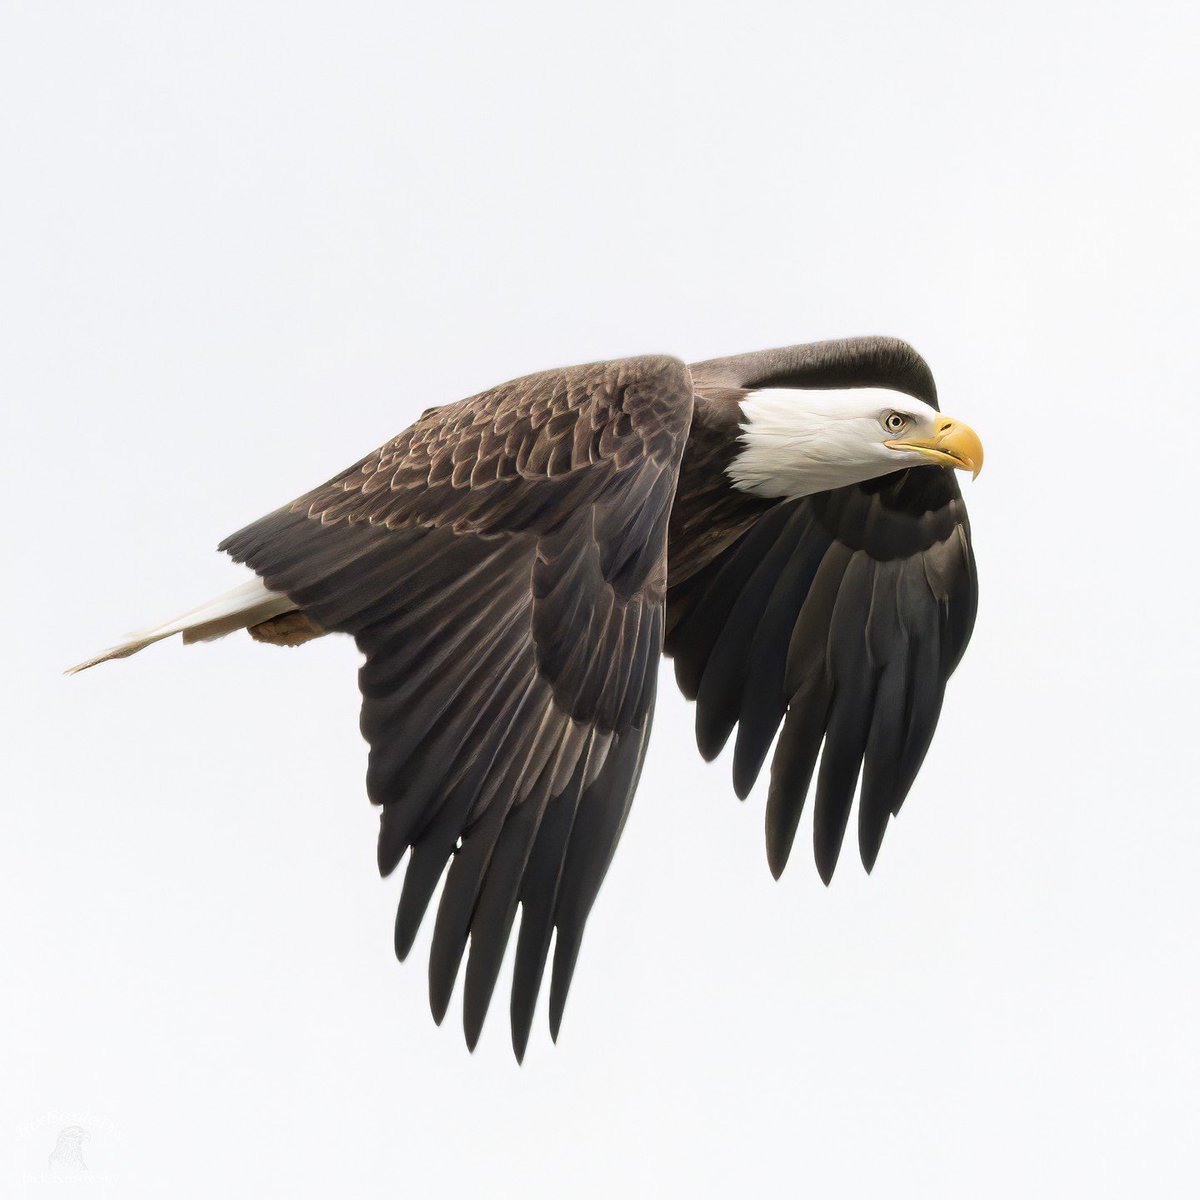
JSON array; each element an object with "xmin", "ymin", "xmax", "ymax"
[{"xmin": 883, "ymin": 411, "xmax": 910, "ymax": 434}]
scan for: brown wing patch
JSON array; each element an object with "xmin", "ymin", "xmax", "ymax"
[{"xmin": 292, "ymin": 356, "xmax": 691, "ymax": 537}]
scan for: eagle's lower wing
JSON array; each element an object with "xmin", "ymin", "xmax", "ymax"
[
  {"xmin": 221, "ymin": 356, "xmax": 693, "ymax": 1057},
  {"xmin": 666, "ymin": 466, "xmax": 977, "ymax": 881}
]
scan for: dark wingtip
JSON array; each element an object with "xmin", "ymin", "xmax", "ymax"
[
  {"xmin": 766, "ymin": 839, "xmax": 790, "ymax": 880},
  {"xmin": 694, "ymin": 728, "xmax": 728, "ymax": 764},
  {"xmin": 695, "ymin": 700, "xmax": 737, "ymax": 763},
  {"xmin": 731, "ymin": 762, "xmax": 756, "ymax": 801},
  {"xmin": 511, "ymin": 983, "xmax": 538, "ymax": 1063},
  {"xmin": 765, "ymin": 784, "xmax": 804, "ymax": 881},
  {"xmin": 814, "ymin": 846, "xmax": 837, "ymax": 887},
  {"xmin": 510, "ymin": 987, "xmax": 538, "ymax": 1065},
  {"xmin": 429, "ymin": 973, "xmax": 453, "ymax": 1026},
  {"xmin": 463, "ymin": 968, "xmax": 499, "ymax": 1055},
  {"xmin": 547, "ymin": 922, "xmax": 582, "ymax": 1045},
  {"xmin": 859, "ymin": 817, "xmax": 889, "ymax": 875},
  {"xmin": 393, "ymin": 913, "xmax": 415, "ymax": 962},
  {"xmin": 512, "ymin": 1029, "xmax": 529, "ymax": 1064},
  {"xmin": 548, "ymin": 982, "xmax": 567, "ymax": 1042},
  {"xmin": 376, "ymin": 814, "xmax": 406, "ymax": 879},
  {"xmin": 464, "ymin": 1012, "xmax": 483, "ymax": 1053}
]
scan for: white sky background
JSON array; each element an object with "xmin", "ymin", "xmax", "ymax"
[{"xmin": 2, "ymin": 1, "xmax": 1197, "ymax": 1195}]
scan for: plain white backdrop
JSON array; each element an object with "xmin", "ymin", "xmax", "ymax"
[{"xmin": 2, "ymin": 1, "xmax": 1197, "ymax": 1195}]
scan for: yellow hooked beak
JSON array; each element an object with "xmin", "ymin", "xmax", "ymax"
[{"xmin": 886, "ymin": 415, "xmax": 984, "ymax": 479}]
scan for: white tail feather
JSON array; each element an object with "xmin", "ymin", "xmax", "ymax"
[{"xmin": 66, "ymin": 577, "xmax": 294, "ymax": 675}]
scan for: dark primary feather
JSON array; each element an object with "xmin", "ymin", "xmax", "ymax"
[{"xmin": 220, "ymin": 356, "xmax": 693, "ymax": 1057}]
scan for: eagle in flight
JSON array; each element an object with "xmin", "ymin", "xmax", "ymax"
[{"xmin": 70, "ymin": 337, "xmax": 983, "ymax": 1059}]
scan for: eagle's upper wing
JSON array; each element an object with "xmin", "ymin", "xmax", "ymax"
[
  {"xmin": 220, "ymin": 356, "xmax": 693, "ymax": 1057},
  {"xmin": 667, "ymin": 461, "xmax": 977, "ymax": 882}
]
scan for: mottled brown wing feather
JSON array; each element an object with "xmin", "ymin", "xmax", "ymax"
[{"xmin": 220, "ymin": 356, "xmax": 693, "ymax": 1058}]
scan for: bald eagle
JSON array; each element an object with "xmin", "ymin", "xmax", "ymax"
[{"xmin": 70, "ymin": 337, "xmax": 982, "ymax": 1058}]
